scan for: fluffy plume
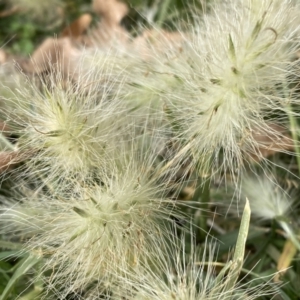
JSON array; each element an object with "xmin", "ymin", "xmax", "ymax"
[
  {"xmin": 2, "ymin": 64, "xmax": 134, "ymax": 187},
  {"xmin": 242, "ymin": 175, "xmax": 292, "ymax": 220},
  {"xmin": 242, "ymin": 175, "xmax": 300, "ymax": 249},
  {"xmin": 0, "ymin": 146, "xmax": 181, "ymax": 297},
  {"xmin": 109, "ymin": 236, "xmax": 279, "ymax": 300},
  {"xmin": 78, "ymin": 48, "xmax": 167, "ymax": 121},
  {"xmin": 126, "ymin": 0, "xmax": 300, "ymax": 182}
]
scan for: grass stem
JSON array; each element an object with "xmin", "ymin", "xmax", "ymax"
[{"xmin": 193, "ymin": 172, "xmax": 210, "ymax": 242}]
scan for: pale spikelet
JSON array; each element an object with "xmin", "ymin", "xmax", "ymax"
[
  {"xmin": 78, "ymin": 48, "xmax": 167, "ymax": 127},
  {"xmin": 132, "ymin": 0, "xmax": 300, "ymax": 181},
  {"xmin": 110, "ymin": 237, "xmax": 279, "ymax": 300},
  {"xmin": 0, "ymin": 145, "xmax": 180, "ymax": 297},
  {"xmin": 3, "ymin": 66, "xmax": 133, "ymax": 186},
  {"xmin": 242, "ymin": 175, "xmax": 292, "ymax": 220}
]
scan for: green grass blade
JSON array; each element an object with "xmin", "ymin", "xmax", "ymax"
[{"xmin": 0, "ymin": 255, "xmax": 40, "ymax": 300}]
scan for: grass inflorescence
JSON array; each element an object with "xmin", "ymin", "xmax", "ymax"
[{"xmin": 0, "ymin": 0, "xmax": 300, "ymax": 299}]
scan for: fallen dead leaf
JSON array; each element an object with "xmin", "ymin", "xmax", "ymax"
[
  {"xmin": 0, "ymin": 151, "xmax": 20, "ymax": 173},
  {"xmin": 61, "ymin": 14, "xmax": 92, "ymax": 39},
  {"xmin": 21, "ymin": 37, "xmax": 80, "ymax": 77},
  {"xmin": 133, "ymin": 29, "xmax": 185, "ymax": 59},
  {"xmin": 87, "ymin": 22, "xmax": 129, "ymax": 48},
  {"xmin": 0, "ymin": 6, "xmax": 19, "ymax": 18},
  {"xmin": 274, "ymin": 239, "xmax": 297, "ymax": 282},
  {"xmin": 86, "ymin": 0, "xmax": 129, "ymax": 48},
  {"xmin": 0, "ymin": 49, "xmax": 7, "ymax": 64},
  {"xmin": 249, "ymin": 123, "xmax": 294, "ymax": 162},
  {"xmin": 92, "ymin": 0, "xmax": 128, "ymax": 25}
]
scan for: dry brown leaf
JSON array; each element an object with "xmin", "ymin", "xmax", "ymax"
[
  {"xmin": 0, "ymin": 6, "xmax": 19, "ymax": 18},
  {"xmin": 136, "ymin": 29, "xmax": 184, "ymax": 47},
  {"xmin": 274, "ymin": 239, "xmax": 297, "ymax": 282},
  {"xmin": 250, "ymin": 123, "xmax": 294, "ymax": 161},
  {"xmin": 92, "ymin": 0, "xmax": 128, "ymax": 25},
  {"xmin": 21, "ymin": 37, "xmax": 79, "ymax": 76},
  {"xmin": 87, "ymin": 23, "xmax": 129, "ymax": 48},
  {"xmin": 86, "ymin": 0, "xmax": 129, "ymax": 47},
  {"xmin": 0, "ymin": 49, "xmax": 7, "ymax": 64},
  {"xmin": 0, "ymin": 151, "xmax": 19, "ymax": 173},
  {"xmin": 61, "ymin": 14, "xmax": 92, "ymax": 39},
  {"xmin": 133, "ymin": 29, "xmax": 185, "ymax": 59}
]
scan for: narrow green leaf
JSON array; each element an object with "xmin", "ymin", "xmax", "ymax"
[
  {"xmin": 233, "ymin": 199, "xmax": 251, "ymax": 262},
  {"xmin": 17, "ymin": 287, "xmax": 43, "ymax": 300},
  {"xmin": 156, "ymin": 0, "xmax": 172, "ymax": 26},
  {"xmin": 0, "ymin": 255, "xmax": 40, "ymax": 300},
  {"xmin": 224, "ymin": 199, "xmax": 251, "ymax": 295},
  {"xmin": 0, "ymin": 251, "xmax": 23, "ymax": 260},
  {"xmin": 0, "ymin": 240, "xmax": 25, "ymax": 251}
]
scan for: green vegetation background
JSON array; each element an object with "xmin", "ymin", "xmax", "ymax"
[
  {"xmin": 0, "ymin": 0, "xmax": 204, "ymax": 55},
  {"xmin": 1, "ymin": 1, "xmax": 300, "ymax": 300}
]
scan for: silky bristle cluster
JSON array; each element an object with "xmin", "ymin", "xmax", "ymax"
[
  {"xmin": 109, "ymin": 237, "xmax": 278, "ymax": 300},
  {"xmin": 0, "ymin": 0, "xmax": 299, "ymax": 299},
  {"xmin": 0, "ymin": 147, "xmax": 178, "ymax": 297},
  {"xmin": 243, "ymin": 175, "xmax": 292, "ymax": 220},
  {"xmin": 3, "ymin": 67, "xmax": 135, "ymax": 186},
  {"xmin": 129, "ymin": 0, "xmax": 300, "ymax": 178}
]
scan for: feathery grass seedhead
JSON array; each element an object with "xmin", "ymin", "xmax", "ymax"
[
  {"xmin": 109, "ymin": 201, "xmax": 278, "ymax": 300},
  {"xmin": 135, "ymin": 0, "xmax": 300, "ymax": 181},
  {"xmin": 78, "ymin": 49, "xmax": 169, "ymax": 127},
  {"xmin": 242, "ymin": 176, "xmax": 292, "ymax": 220},
  {"xmin": 3, "ymin": 67, "xmax": 133, "ymax": 186},
  {"xmin": 112, "ymin": 238, "xmax": 278, "ymax": 300},
  {"xmin": 0, "ymin": 148, "xmax": 180, "ymax": 297},
  {"xmin": 242, "ymin": 175, "xmax": 300, "ymax": 250}
]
